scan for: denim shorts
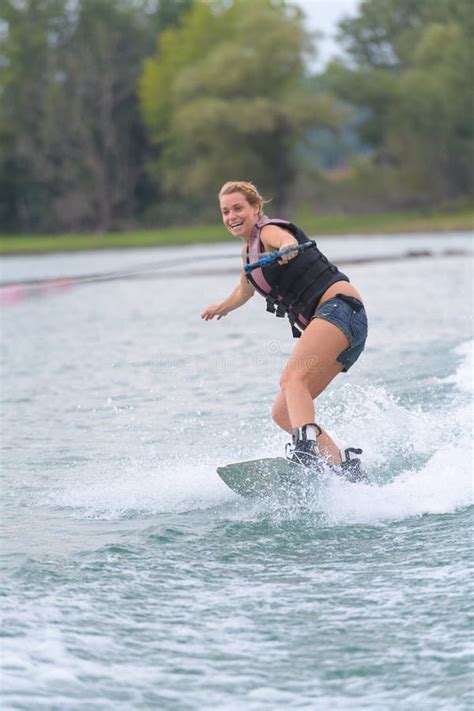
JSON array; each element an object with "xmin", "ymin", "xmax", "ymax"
[{"xmin": 312, "ymin": 294, "xmax": 368, "ymax": 372}]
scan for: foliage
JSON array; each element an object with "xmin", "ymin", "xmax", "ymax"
[
  {"xmin": 327, "ymin": 0, "xmax": 474, "ymax": 202},
  {"xmin": 139, "ymin": 0, "xmax": 341, "ymax": 209},
  {"xmin": 1, "ymin": 0, "xmax": 472, "ymax": 233},
  {"xmin": 0, "ymin": 0, "xmax": 192, "ymax": 232}
]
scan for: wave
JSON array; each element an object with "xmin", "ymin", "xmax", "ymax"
[{"xmin": 44, "ymin": 340, "xmax": 473, "ymax": 524}]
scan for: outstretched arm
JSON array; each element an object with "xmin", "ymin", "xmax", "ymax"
[
  {"xmin": 201, "ymin": 270, "xmax": 255, "ymax": 321},
  {"xmin": 260, "ymin": 224, "xmax": 298, "ymax": 264}
]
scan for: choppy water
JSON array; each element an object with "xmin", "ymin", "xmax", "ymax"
[{"xmin": 1, "ymin": 234, "xmax": 473, "ymax": 710}]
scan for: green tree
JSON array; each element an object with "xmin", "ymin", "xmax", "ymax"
[
  {"xmin": 51, "ymin": 0, "xmax": 157, "ymax": 232},
  {"xmin": 327, "ymin": 0, "xmax": 474, "ymax": 202},
  {"xmin": 0, "ymin": 0, "xmax": 193, "ymax": 233},
  {"xmin": 0, "ymin": 0, "xmax": 69, "ymax": 230},
  {"xmin": 140, "ymin": 0, "xmax": 341, "ymax": 209}
]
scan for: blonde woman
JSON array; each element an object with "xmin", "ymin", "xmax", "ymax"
[{"xmin": 202, "ymin": 181, "xmax": 368, "ymax": 481}]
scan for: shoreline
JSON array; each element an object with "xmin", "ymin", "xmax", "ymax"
[{"xmin": 1, "ymin": 208, "xmax": 472, "ymax": 256}]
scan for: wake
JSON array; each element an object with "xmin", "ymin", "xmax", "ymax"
[{"xmin": 44, "ymin": 340, "xmax": 473, "ymax": 524}]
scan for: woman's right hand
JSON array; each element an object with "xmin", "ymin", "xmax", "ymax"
[{"xmin": 201, "ymin": 303, "xmax": 228, "ymax": 321}]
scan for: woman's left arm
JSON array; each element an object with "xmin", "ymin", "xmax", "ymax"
[{"xmin": 259, "ymin": 225, "xmax": 298, "ymax": 264}]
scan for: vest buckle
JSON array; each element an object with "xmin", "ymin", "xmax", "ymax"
[{"xmin": 266, "ymin": 297, "xmax": 276, "ymax": 314}]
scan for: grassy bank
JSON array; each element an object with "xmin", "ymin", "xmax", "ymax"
[{"xmin": 1, "ymin": 207, "xmax": 472, "ymax": 255}]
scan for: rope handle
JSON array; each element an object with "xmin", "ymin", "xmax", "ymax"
[{"xmin": 245, "ymin": 240, "xmax": 316, "ymax": 274}]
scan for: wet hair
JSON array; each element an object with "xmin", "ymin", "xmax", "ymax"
[{"xmin": 218, "ymin": 181, "xmax": 267, "ymax": 218}]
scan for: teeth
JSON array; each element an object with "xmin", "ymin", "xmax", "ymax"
[{"xmin": 230, "ymin": 221, "xmax": 243, "ymax": 228}]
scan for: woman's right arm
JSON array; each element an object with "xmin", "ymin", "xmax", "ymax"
[{"xmin": 201, "ymin": 270, "xmax": 255, "ymax": 321}]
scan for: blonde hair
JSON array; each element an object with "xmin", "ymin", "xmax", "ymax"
[{"xmin": 218, "ymin": 181, "xmax": 267, "ymax": 218}]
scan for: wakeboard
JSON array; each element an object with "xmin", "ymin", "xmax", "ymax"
[{"xmin": 217, "ymin": 457, "xmax": 317, "ymax": 498}]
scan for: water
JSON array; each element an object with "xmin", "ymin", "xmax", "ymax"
[{"xmin": 1, "ymin": 234, "xmax": 473, "ymax": 710}]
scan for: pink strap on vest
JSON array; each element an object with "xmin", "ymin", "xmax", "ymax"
[{"xmin": 247, "ymin": 217, "xmax": 291, "ymax": 295}]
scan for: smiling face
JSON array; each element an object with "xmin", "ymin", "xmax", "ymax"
[{"xmin": 219, "ymin": 192, "xmax": 260, "ymax": 242}]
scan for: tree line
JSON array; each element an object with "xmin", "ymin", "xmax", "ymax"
[{"xmin": 0, "ymin": 0, "xmax": 472, "ymax": 234}]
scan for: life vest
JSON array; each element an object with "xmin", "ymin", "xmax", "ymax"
[{"xmin": 246, "ymin": 217, "xmax": 349, "ymax": 338}]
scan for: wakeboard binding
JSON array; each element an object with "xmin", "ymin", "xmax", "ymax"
[
  {"xmin": 338, "ymin": 447, "xmax": 367, "ymax": 483},
  {"xmin": 286, "ymin": 424, "xmax": 368, "ymax": 483},
  {"xmin": 286, "ymin": 423, "xmax": 323, "ymax": 469}
]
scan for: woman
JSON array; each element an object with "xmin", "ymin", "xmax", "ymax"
[{"xmin": 201, "ymin": 181, "xmax": 368, "ymax": 482}]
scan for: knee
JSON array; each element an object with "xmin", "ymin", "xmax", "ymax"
[{"xmin": 279, "ymin": 368, "xmax": 305, "ymax": 394}]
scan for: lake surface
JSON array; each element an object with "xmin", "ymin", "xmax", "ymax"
[{"xmin": 1, "ymin": 233, "xmax": 473, "ymax": 710}]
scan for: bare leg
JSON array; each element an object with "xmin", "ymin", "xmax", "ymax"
[{"xmin": 272, "ymin": 318, "xmax": 350, "ymax": 464}]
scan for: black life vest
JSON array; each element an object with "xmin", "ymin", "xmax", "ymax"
[{"xmin": 246, "ymin": 217, "xmax": 349, "ymax": 338}]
